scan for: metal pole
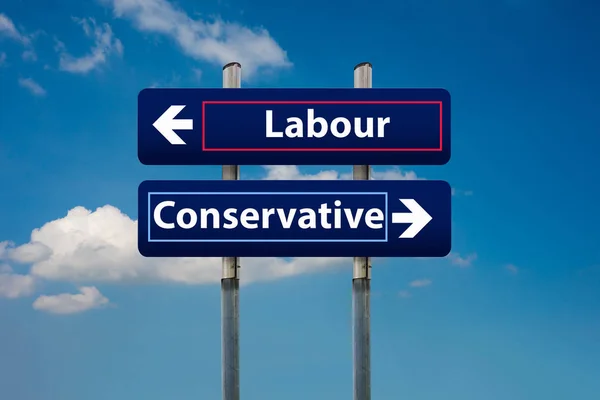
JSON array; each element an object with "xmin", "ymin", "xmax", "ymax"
[
  {"xmin": 222, "ymin": 61, "xmax": 241, "ymax": 400},
  {"xmin": 353, "ymin": 61, "xmax": 372, "ymax": 400}
]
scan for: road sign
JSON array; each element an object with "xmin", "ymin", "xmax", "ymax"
[
  {"xmin": 138, "ymin": 88, "xmax": 451, "ymax": 166},
  {"xmin": 138, "ymin": 179, "xmax": 451, "ymax": 257}
]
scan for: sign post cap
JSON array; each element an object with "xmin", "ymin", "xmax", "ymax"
[
  {"xmin": 354, "ymin": 62, "xmax": 372, "ymax": 70},
  {"xmin": 223, "ymin": 62, "xmax": 241, "ymax": 70}
]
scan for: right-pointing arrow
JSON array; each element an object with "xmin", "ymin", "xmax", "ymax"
[{"xmin": 391, "ymin": 199, "xmax": 433, "ymax": 239}]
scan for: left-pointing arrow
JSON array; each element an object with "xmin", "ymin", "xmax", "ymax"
[
  {"xmin": 152, "ymin": 105, "xmax": 193, "ymax": 145},
  {"xmin": 391, "ymin": 199, "xmax": 433, "ymax": 239}
]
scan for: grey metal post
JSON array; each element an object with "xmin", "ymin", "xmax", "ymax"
[
  {"xmin": 222, "ymin": 62, "xmax": 241, "ymax": 400},
  {"xmin": 353, "ymin": 62, "xmax": 372, "ymax": 400}
]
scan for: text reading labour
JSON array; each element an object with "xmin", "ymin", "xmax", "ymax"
[{"xmin": 265, "ymin": 109, "xmax": 391, "ymax": 139}]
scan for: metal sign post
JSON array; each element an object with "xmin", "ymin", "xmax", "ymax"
[
  {"xmin": 222, "ymin": 62, "xmax": 241, "ymax": 400},
  {"xmin": 353, "ymin": 61, "xmax": 372, "ymax": 400}
]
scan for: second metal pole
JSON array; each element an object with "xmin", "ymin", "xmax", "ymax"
[
  {"xmin": 222, "ymin": 62, "xmax": 241, "ymax": 400},
  {"xmin": 352, "ymin": 62, "xmax": 372, "ymax": 400}
]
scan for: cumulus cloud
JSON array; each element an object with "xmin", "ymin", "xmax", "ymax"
[
  {"xmin": 57, "ymin": 17, "xmax": 123, "ymax": 74},
  {"xmin": 448, "ymin": 252, "xmax": 477, "ymax": 268},
  {"xmin": 2, "ymin": 205, "xmax": 347, "ymax": 285},
  {"xmin": 261, "ymin": 165, "xmax": 419, "ymax": 181},
  {"xmin": 100, "ymin": 0, "xmax": 290, "ymax": 77},
  {"xmin": 409, "ymin": 278, "xmax": 431, "ymax": 288},
  {"xmin": 0, "ymin": 266, "xmax": 36, "ymax": 299},
  {"xmin": 33, "ymin": 286, "xmax": 109, "ymax": 314},
  {"xmin": 18, "ymin": 77, "xmax": 46, "ymax": 96}
]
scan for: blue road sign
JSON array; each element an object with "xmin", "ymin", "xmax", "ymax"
[
  {"xmin": 138, "ymin": 88, "xmax": 450, "ymax": 165},
  {"xmin": 138, "ymin": 180, "xmax": 451, "ymax": 257}
]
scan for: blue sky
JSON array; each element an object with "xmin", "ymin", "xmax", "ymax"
[{"xmin": 1, "ymin": 0, "xmax": 600, "ymax": 399}]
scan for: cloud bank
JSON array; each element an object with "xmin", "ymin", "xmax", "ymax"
[
  {"xmin": 0, "ymin": 166, "xmax": 474, "ymax": 314},
  {"xmin": 1, "ymin": 205, "xmax": 347, "ymax": 287}
]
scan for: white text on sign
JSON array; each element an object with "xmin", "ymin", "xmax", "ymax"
[
  {"xmin": 265, "ymin": 109, "xmax": 391, "ymax": 139},
  {"xmin": 153, "ymin": 200, "xmax": 385, "ymax": 230}
]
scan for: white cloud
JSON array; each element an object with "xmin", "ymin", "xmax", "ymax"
[
  {"xmin": 101, "ymin": 0, "xmax": 290, "ymax": 77},
  {"xmin": 4, "ymin": 205, "xmax": 347, "ymax": 285},
  {"xmin": 262, "ymin": 165, "xmax": 342, "ymax": 180},
  {"xmin": 0, "ymin": 241, "xmax": 12, "ymax": 258},
  {"xmin": 0, "ymin": 268, "xmax": 36, "ymax": 299},
  {"xmin": 262, "ymin": 164, "xmax": 463, "ymax": 196},
  {"xmin": 33, "ymin": 286, "xmax": 109, "ymax": 314},
  {"xmin": 448, "ymin": 252, "xmax": 477, "ymax": 268},
  {"xmin": 18, "ymin": 77, "xmax": 46, "ymax": 96},
  {"xmin": 0, "ymin": 14, "xmax": 38, "ymax": 60},
  {"xmin": 0, "ymin": 13, "xmax": 31, "ymax": 45},
  {"xmin": 261, "ymin": 165, "xmax": 419, "ymax": 181},
  {"xmin": 373, "ymin": 168, "xmax": 419, "ymax": 180},
  {"xmin": 409, "ymin": 278, "xmax": 431, "ymax": 288},
  {"xmin": 398, "ymin": 290, "xmax": 411, "ymax": 298},
  {"xmin": 9, "ymin": 241, "xmax": 52, "ymax": 264},
  {"xmin": 58, "ymin": 17, "xmax": 123, "ymax": 74}
]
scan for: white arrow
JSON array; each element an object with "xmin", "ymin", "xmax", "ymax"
[
  {"xmin": 391, "ymin": 199, "xmax": 432, "ymax": 239},
  {"xmin": 152, "ymin": 105, "xmax": 193, "ymax": 145}
]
